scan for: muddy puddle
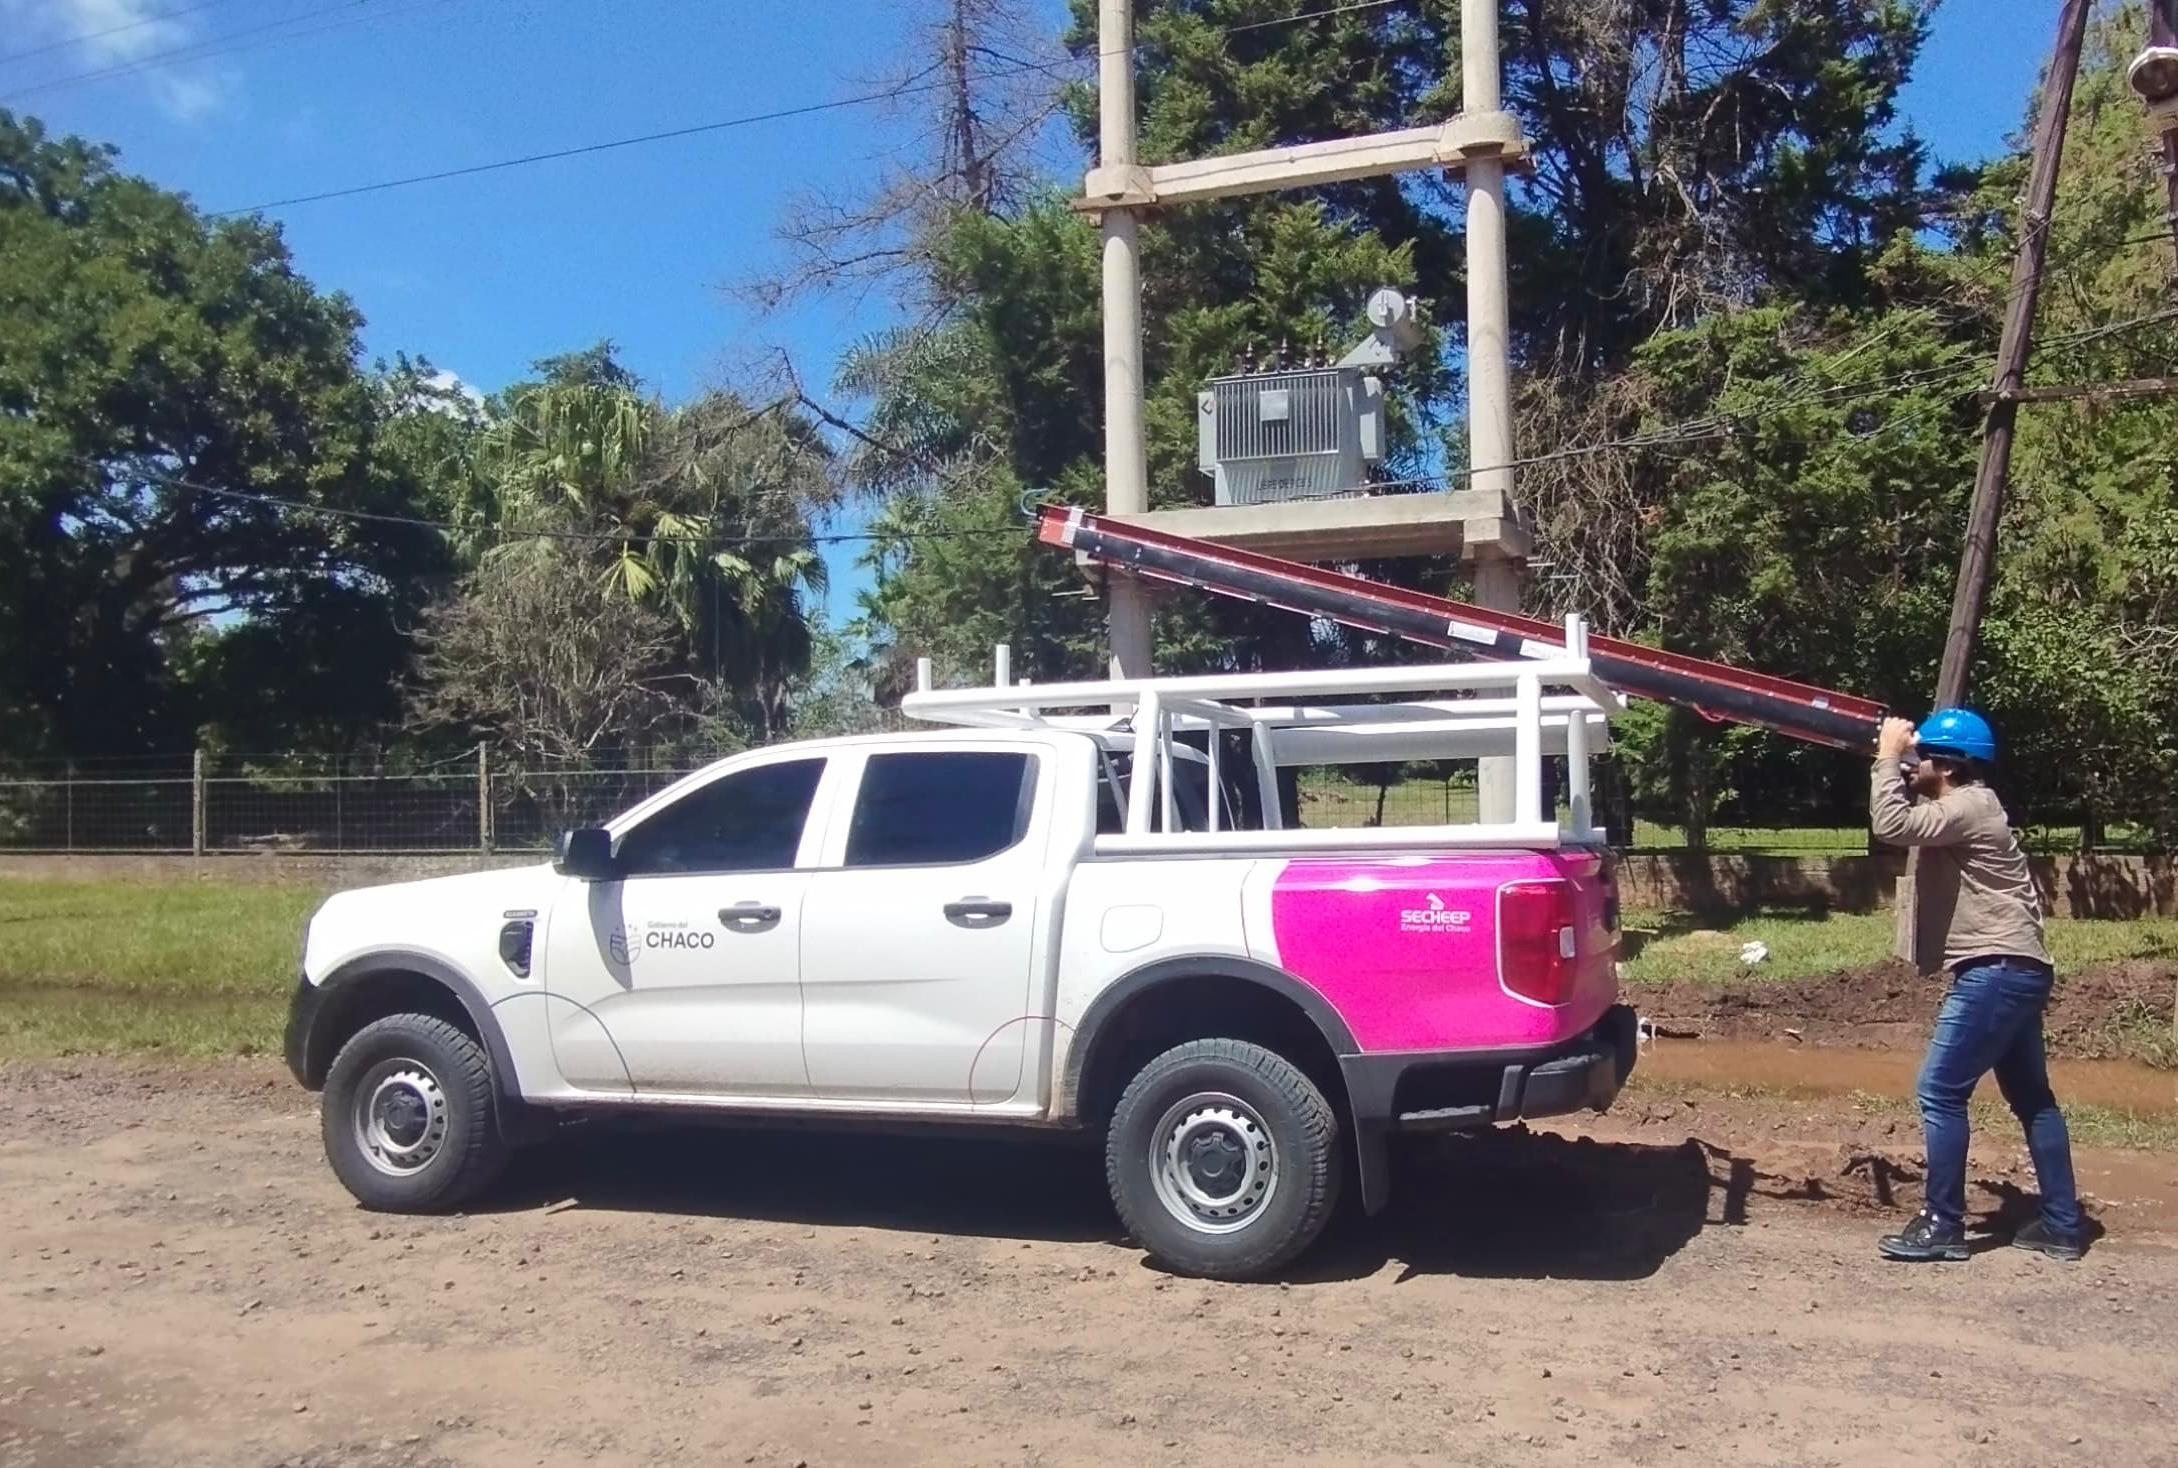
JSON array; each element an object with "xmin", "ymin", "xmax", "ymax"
[{"xmin": 1637, "ymin": 1036, "xmax": 2176, "ymax": 1113}]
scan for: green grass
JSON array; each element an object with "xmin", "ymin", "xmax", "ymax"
[
  {"xmin": 1627, "ymin": 821, "xmax": 1867, "ymax": 853},
  {"xmin": 0, "ymin": 878, "xmax": 323, "ymax": 1057},
  {"xmin": 1, "ymin": 874, "xmax": 2172, "ymax": 1067},
  {"xmin": 1618, "ymin": 907, "xmax": 2178, "ymax": 987}
]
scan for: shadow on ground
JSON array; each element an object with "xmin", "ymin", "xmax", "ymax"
[
  {"xmin": 476, "ymin": 1118, "xmax": 1939, "ymax": 1282},
  {"xmin": 499, "ymin": 1120, "xmax": 1118, "ymax": 1246}
]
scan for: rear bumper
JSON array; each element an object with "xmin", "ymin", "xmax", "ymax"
[{"xmin": 1339, "ymin": 1003, "xmax": 1640, "ymax": 1134}]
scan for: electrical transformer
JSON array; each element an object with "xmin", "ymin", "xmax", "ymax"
[{"xmin": 1195, "ymin": 287, "xmax": 1421, "ymax": 508}]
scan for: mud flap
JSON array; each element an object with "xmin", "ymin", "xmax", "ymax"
[
  {"xmin": 1337, "ymin": 1054, "xmax": 1400, "ymax": 1215},
  {"xmin": 1354, "ymin": 1115, "xmax": 1393, "ymax": 1216}
]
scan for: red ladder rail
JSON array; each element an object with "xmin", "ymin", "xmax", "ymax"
[{"xmin": 1038, "ymin": 506, "xmax": 1886, "ymax": 752}]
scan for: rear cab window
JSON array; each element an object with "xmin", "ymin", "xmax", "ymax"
[
  {"xmin": 845, "ymin": 750, "xmax": 1035, "ymax": 867},
  {"xmin": 1095, "ymin": 733, "xmax": 1260, "ymax": 835}
]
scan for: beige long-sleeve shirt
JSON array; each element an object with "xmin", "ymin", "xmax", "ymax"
[{"xmin": 1869, "ymin": 759, "xmax": 2051, "ymax": 975}]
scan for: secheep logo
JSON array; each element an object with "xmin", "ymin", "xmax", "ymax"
[{"xmin": 1399, "ymin": 892, "xmax": 1473, "ymax": 934}]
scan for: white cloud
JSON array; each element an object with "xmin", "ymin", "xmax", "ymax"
[
  {"xmin": 427, "ymin": 369, "xmax": 487, "ymax": 411},
  {"xmin": 154, "ymin": 69, "xmax": 228, "ymax": 121},
  {"xmin": 2, "ymin": 0, "xmax": 236, "ymax": 121},
  {"xmin": 386, "ymin": 368, "xmax": 487, "ymax": 421}
]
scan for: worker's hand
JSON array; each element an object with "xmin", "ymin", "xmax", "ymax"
[{"xmin": 1877, "ymin": 717, "xmax": 1918, "ymax": 761}]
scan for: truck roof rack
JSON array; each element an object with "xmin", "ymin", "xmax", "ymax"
[
  {"xmin": 1037, "ymin": 506, "xmax": 1885, "ymax": 752},
  {"xmin": 902, "ymin": 612, "xmax": 1621, "ymax": 855}
]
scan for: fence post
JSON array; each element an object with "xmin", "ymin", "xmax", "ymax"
[
  {"xmin": 65, "ymin": 760, "xmax": 75, "ymax": 853},
  {"xmin": 191, "ymin": 750, "xmax": 206, "ymax": 856},
  {"xmin": 477, "ymin": 744, "xmax": 493, "ymax": 854}
]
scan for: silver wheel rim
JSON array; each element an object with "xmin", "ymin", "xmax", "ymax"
[
  {"xmin": 352, "ymin": 1058, "xmax": 450, "ymax": 1178},
  {"xmin": 1148, "ymin": 1091, "xmax": 1279, "ymax": 1235}
]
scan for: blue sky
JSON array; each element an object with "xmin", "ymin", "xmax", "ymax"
[{"xmin": 3, "ymin": 0, "xmax": 2051, "ymax": 617}]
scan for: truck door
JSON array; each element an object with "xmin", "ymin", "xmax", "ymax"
[
  {"xmin": 540, "ymin": 755, "xmax": 829, "ymax": 1095},
  {"xmin": 798, "ymin": 747, "xmax": 1046, "ymax": 1104}
]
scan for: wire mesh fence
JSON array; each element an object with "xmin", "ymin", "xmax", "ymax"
[
  {"xmin": 0, "ymin": 774, "xmax": 197, "ymax": 852},
  {"xmin": 0, "ymin": 748, "xmax": 2155, "ymax": 856},
  {"xmin": 1292, "ymin": 768, "xmax": 1483, "ymax": 829},
  {"xmin": 0, "ymin": 750, "xmax": 730, "ymax": 855}
]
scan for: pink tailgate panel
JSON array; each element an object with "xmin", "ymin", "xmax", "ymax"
[{"xmin": 1267, "ymin": 852, "xmax": 1617, "ymax": 1054}]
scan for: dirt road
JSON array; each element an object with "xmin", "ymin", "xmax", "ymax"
[{"xmin": 4, "ymin": 1060, "xmax": 2175, "ymax": 1468}]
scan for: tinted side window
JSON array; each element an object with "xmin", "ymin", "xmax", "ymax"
[
  {"xmin": 617, "ymin": 759, "xmax": 825, "ymax": 875},
  {"xmin": 846, "ymin": 752, "xmax": 1033, "ymax": 867}
]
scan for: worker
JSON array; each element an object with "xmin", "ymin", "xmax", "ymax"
[{"xmin": 1869, "ymin": 709, "xmax": 2085, "ymax": 1262}]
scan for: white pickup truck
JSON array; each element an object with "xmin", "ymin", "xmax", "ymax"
[{"xmin": 288, "ymin": 642, "xmax": 1636, "ymax": 1278}]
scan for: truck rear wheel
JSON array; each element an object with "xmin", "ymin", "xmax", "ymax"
[
  {"xmin": 322, "ymin": 1013, "xmax": 508, "ymax": 1213},
  {"xmin": 1105, "ymin": 1039, "xmax": 1342, "ymax": 1280}
]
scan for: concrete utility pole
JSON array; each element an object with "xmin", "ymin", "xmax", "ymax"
[
  {"xmin": 2145, "ymin": 0, "xmax": 2178, "ymax": 276},
  {"xmin": 1932, "ymin": 0, "xmax": 2090, "ymax": 707},
  {"xmin": 1080, "ymin": 0, "xmax": 1534, "ymax": 790},
  {"xmin": 1096, "ymin": 0, "xmax": 1153, "ymax": 679},
  {"xmin": 1459, "ymin": 0, "xmax": 1523, "ymax": 823}
]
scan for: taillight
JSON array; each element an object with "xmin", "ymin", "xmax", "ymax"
[{"xmin": 1499, "ymin": 880, "xmax": 1577, "ymax": 1005}]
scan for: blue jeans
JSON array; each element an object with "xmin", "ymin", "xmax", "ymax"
[{"xmin": 1917, "ymin": 957, "xmax": 2083, "ymax": 1235}]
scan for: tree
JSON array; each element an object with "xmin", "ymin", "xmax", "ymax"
[
  {"xmin": 1482, "ymin": 0, "xmax": 1932, "ymax": 372},
  {"xmin": 750, "ymin": 0, "xmax": 1065, "ymax": 312},
  {"xmin": 782, "ymin": 617, "xmax": 897, "ymax": 740},
  {"xmin": 0, "ymin": 109, "xmax": 451, "ymax": 759},
  {"xmin": 409, "ymin": 346, "xmax": 838, "ymax": 751},
  {"xmin": 407, "ymin": 550, "xmax": 692, "ymax": 767},
  {"xmin": 1586, "ymin": 2, "xmax": 2178, "ymax": 842},
  {"xmin": 1976, "ymin": 1, "xmax": 2178, "ymax": 844},
  {"xmin": 643, "ymin": 388, "xmax": 835, "ymax": 737},
  {"xmin": 837, "ymin": 0, "xmax": 1939, "ymax": 693}
]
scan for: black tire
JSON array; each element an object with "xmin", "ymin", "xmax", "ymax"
[
  {"xmin": 321, "ymin": 1013, "xmax": 509, "ymax": 1213},
  {"xmin": 1105, "ymin": 1039, "xmax": 1342, "ymax": 1280}
]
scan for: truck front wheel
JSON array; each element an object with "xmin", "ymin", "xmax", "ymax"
[
  {"xmin": 1105, "ymin": 1039, "xmax": 1342, "ymax": 1280},
  {"xmin": 321, "ymin": 1013, "xmax": 509, "ymax": 1213}
]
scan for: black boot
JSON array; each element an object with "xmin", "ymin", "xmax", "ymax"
[
  {"xmin": 1878, "ymin": 1211, "xmax": 1969, "ymax": 1262},
  {"xmin": 2010, "ymin": 1216, "xmax": 2085, "ymax": 1261}
]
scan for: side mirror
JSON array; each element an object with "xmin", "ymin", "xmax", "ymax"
[{"xmin": 553, "ymin": 827, "xmax": 616, "ymax": 881}]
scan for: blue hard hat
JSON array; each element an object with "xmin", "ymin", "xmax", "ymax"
[{"xmin": 1917, "ymin": 707, "xmax": 1998, "ymax": 764}]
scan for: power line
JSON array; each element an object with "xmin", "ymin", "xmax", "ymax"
[
  {"xmin": 1317, "ymin": 302, "xmax": 2178, "ymax": 503},
  {"xmin": 210, "ymin": 79, "xmax": 969, "ymax": 216},
  {"xmin": 207, "ymin": 0, "xmax": 1413, "ymax": 216},
  {"xmin": 0, "ymin": 0, "xmax": 252, "ymax": 69},
  {"xmin": 62, "ymin": 453, "xmax": 1020, "ymax": 549},
  {"xmin": 59, "ymin": 302, "xmax": 2177, "ymax": 551},
  {"xmin": 3, "ymin": 0, "xmax": 393, "ymax": 100},
  {"xmin": 2037, "ymin": 303, "xmax": 2178, "ymax": 348},
  {"xmin": 1223, "ymin": 0, "xmax": 1404, "ymax": 35}
]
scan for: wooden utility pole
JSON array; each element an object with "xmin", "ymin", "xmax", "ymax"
[
  {"xmin": 1932, "ymin": 0, "xmax": 2092, "ymax": 708},
  {"xmin": 1897, "ymin": 0, "xmax": 2090, "ymax": 970}
]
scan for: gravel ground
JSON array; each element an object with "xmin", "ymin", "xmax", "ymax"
[{"xmin": 3, "ymin": 1058, "xmax": 2175, "ymax": 1468}]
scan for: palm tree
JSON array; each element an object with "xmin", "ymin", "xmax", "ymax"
[
  {"xmin": 470, "ymin": 377, "xmax": 837, "ymax": 740},
  {"xmin": 473, "ymin": 378, "xmax": 663, "ymax": 599},
  {"xmin": 710, "ymin": 545, "xmax": 831, "ymax": 740}
]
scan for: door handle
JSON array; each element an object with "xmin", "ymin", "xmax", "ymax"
[
  {"xmin": 943, "ymin": 897, "xmax": 1013, "ymax": 928},
  {"xmin": 719, "ymin": 903, "xmax": 782, "ymax": 932}
]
